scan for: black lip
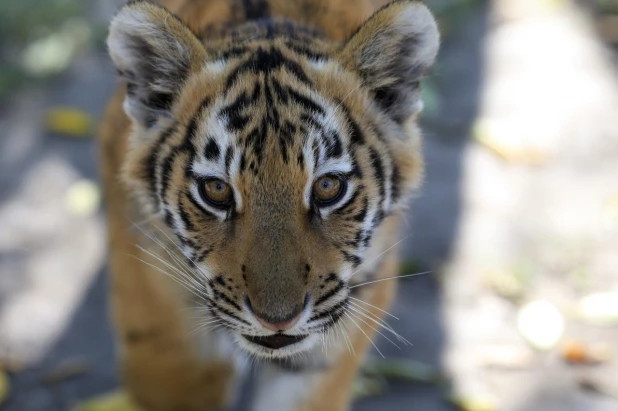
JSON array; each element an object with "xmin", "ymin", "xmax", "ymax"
[{"xmin": 243, "ymin": 334, "xmax": 308, "ymax": 349}]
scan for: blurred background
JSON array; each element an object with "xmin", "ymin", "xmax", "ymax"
[{"xmin": 1, "ymin": 0, "xmax": 618, "ymax": 410}]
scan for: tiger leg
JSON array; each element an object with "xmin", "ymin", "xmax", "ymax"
[
  {"xmin": 106, "ymin": 215, "xmax": 237, "ymax": 411},
  {"xmin": 101, "ymin": 92, "xmax": 236, "ymax": 411},
  {"xmin": 251, "ymin": 251, "xmax": 399, "ymax": 411}
]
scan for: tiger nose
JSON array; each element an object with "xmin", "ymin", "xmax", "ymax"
[{"xmin": 245, "ymin": 294, "xmax": 307, "ymax": 331}]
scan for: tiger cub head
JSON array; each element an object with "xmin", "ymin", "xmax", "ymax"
[{"xmin": 107, "ymin": 0, "xmax": 439, "ymax": 358}]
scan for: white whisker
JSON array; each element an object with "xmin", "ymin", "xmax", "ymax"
[
  {"xmin": 349, "ymin": 296, "xmax": 399, "ymax": 320},
  {"xmin": 347, "ymin": 300, "xmax": 398, "ymax": 334},
  {"xmin": 126, "ymin": 253, "xmax": 205, "ymax": 300},
  {"xmin": 347, "ymin": 304, "xmax": 410, "ymax": 347},
  {"xmin": 136, "ymin": 245, "xmax": 208, "ymax": 297},
  {"xmin": 345, "ymin": 312, "xmax": 383, "ymax": 358},
  {"xmin": 349, "ymin": 234, "xmax": 411, "ymax": 278},
  {"xmin": 349, "ymin": 271, "xmax": 432, "ymax": 289},
  {"xmin": 130, "ymin": 219, "xmax": 204, "ymax": 279}
]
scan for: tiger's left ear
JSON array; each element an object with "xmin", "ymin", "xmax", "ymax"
[
  {"xmin": 338, "ymin": 0, "xmax": 439, "ymax": 123},
  {"xmin": 107, "ymin": 1, "xmax": 206, "ymax": 128}
]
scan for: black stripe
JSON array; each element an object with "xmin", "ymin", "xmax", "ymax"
[
  {"xmin": 337, "ymin": 101, "xmax": 364, "ymax": 145},
  {"xmin": 225, "ymin": 47, "xmax": 311, "ymax": 90},
  {"xmin": 272, "ymin": 78, "xmax": 289, "ymax": 103},
  {"xmin": 350, "ymin": 158, "xmax": 363, "ymax": 179},
  {"xmin": 240, "ymin": 153, "xmax": 247, "ymax": 172},
  {"xmin": 177, "ymin": 193, "xmax": 196, "ymax": 232},
  {"xmin": 146, "ymin": 124, "xmax": 176, "ymax": 207},
  {"xmin": 204, "ymin": 138, "xmax": 221, "ymax": 161},
  {"xmin": 159, "ymin": 97, "xmax": 210, "ymax": 205},
  {"xmin": 220, "ymin": 91, "xmax": 250, "ymax": 131},
  {"xmin": 309, "ymin": 299, "xmax": 348, "ymax": 322},
  {"xmin": 352, "ymin": 196, "xmax": 369, "ymax": 222},
  {"xmin": 326, "ymin": 272, "xmax": 338, "ymax": 282},
  {"xmin": 333, "ymin": 187, "xmax": 361, "ymax": 216},
  {"xmin": 184, "ymin": 192, "xmax": 217, "ymax": 220},
  {"xmin": 325, "ymin": 130, "xmax": 343, "ymax": 159},
  {"xmin": 250, "ymin": 80, "xmax": 262, "ymax": 102},
  {"xmin": 341, "ymin": 251, "xmax": 362, "ymax": 267},
  {"xmin": 213, "ymin": 288, "xmax": 243, "ymax": 312},
  {"xmin": 288, "ymin": 88, "xmax": 324, "ymax": 115},
  {"xmin": 212, "ymin": 301, "xmax": 251, "ymax": 325},
  {"xmin": 164, "ymin": 209, "xmax": 175, "ymax": 229},
  {"xmin": 196, "ymin": 248, "xmax": 212, "ymax": 262},
  {"xmin": 242, "ymin": 0, "xmax": 269, "ymax": 20},
  {"xmin": 345, "ymin": 230, "xmax": 364, "ymax": 248},
  {"xmin": 390, "ymin": 162, "xmax": 401, "ymax": 202},
  {"xmin": 300, "ymin": 113, "xmax": 324, "ymax": 133},
  {"xmin": 220, "ymin": 46, "xmax": 249, "ymax": 60},
  {"xmin": 177, "ymin": 234, "xmax": 198, "ymax": 250},
  {"xmin": 315, "ymin": 280, "xmax": 345, "ymax": 306},
  {"xmin": 369, "ymin": 148, "xmax": 386, "ymax": 201},
  {"xmin": 284, "ymin": 42, "xmax": 327, "ymax": 60}
]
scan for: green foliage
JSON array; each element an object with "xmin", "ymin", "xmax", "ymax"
[{"xmin": 0, "ymin": 0, "xmax": 87, "ymax": 98}]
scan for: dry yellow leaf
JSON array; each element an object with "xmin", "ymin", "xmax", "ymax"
[
  {"xmin": 0, "ymin": 368, "xmax": 9, "ymax": 406},
  {"xmin": 73, "ymin": 391, "xmax": 144, "ymax": 411},
  {"xmin": 473, "ymin": 119, "xmax": 550, "ymax": 166},
  {"xmin": 452, "ymin": 394, "xmax": 497, "ymax": 411},
  {"xmin": 46, "ymin": 107, "xmax": 93, "ymax": 137}
]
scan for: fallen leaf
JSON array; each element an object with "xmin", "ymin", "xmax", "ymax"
[
  {"xmin": 72, "ymin": 391, "xmax": 144, "ymax": 411},
  {"xmin": 561, "ymin": 340, "xmax": 612, "ymax": 364},
  {"xmin": 40, "ymin": 357, "xmax": 91, "ymax": 384},
  {"xmin": 46, "ymin": 107, "xmax": 93, "ymax": 137},
  {"xmin": 352, "ymin": 374, "xmax": 388, "ymax": 400},
  {"xmin": 579, "ymin": 375, "xmax": 618, "ymax": 400},
  {"xmin": 451, "ymin": 394, "xmax": 497, "ymax": 411},
  {"xmin": 573, "ymin": 292, "xmax": 618, "ymax": 327},
  {"xmin": 0, "ymin": 368, "xmax": 8, "ymax": 406},
  {"xmin": 481, "ymin": 345, "xmax": 534, "ymax": 370},
  {"xmin": 473, "ymin": 119, "xmax": 550, "ymax": 165},
  {"xmin": 362, "ymin": 357, "xmax": 443, "ymax": 384}
]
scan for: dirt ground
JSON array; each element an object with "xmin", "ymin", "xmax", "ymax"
[{"xmin": 1, "ymin": 1, "xmax": 618, "ymax": 410}]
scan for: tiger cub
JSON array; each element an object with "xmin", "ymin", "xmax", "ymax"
[{"xmin": 100, "ymin": 0, "xmax": 439, "ymax": 409}]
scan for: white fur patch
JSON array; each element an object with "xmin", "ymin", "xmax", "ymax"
[
  {"xmin": 203, "ymin": 59, "xmax": 228, "ymax": 75},
  {"xmin": 252, "ymin": 367, "xmax": 319, "ymax": 411}
]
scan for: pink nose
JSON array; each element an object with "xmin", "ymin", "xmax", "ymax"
[{"xmin": 254, "ymin": 312, "xmax": 302, "ymax": 332}]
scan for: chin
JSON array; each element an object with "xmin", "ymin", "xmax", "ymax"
[{"xmin": 233, "ymin": 332, "xmax": 321, "ymax": 359}]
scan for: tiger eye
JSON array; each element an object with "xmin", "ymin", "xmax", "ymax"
[
  {"xmin": 313, "ymin": 175, "xmax": 344, "ymax": 205},
  {"xmin": 202, "ymin": 179, "xmax": 233, "ymax": 205}
]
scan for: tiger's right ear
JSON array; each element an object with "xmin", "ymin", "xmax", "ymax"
[{"xmin": 107, "ymin": 1, "xmax": 205, "ymax": 128}]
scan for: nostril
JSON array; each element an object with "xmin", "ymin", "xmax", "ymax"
[{"xmin": 245, "ymin": 293, "xmax": 309, "ymax": 332}]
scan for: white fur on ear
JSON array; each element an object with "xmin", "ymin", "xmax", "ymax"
[
  {"xmin": 340, "ymin": 0, "xmax": 440, "ymax": 122},
  {"xmin": 107, "ymin": 2, "xmax": 205, "ymax": 127}
]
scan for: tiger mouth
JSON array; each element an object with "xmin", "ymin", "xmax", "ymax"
[{"xmin": 243, "ymin": 333, "xmax": 308, "ymax": 349}]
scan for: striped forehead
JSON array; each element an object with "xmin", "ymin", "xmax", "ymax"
[{"xmin": 189, "ymin": 77, "xmax": 355, "ymax": 184}]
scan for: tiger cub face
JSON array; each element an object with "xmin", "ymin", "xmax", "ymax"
[{"xmin": 107, "ymin": 0, "xmax": 438, "ymax": 358}]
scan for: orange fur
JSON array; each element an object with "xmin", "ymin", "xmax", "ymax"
[{"xmin": 100, "ymin": 1, "xmax": 438, "ymax": 409}]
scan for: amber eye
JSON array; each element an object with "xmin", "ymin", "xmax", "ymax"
[
  {"xmin": 312, "ymin": 175, "xmax": 346, "ymax": 207},
  {"xmin": 198, "ymin": 178, "xmax": 234, "ymax": 208}
]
